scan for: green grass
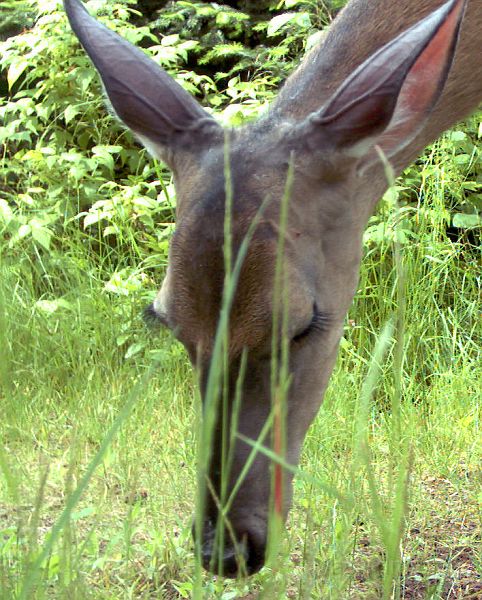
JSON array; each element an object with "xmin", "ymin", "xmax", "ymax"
[{"xmin": 1, "ymin": 160, "xmax": 481, "ymax": 600}]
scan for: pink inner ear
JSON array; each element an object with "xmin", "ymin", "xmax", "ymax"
[{"xmin": 379, "ymin": 0, "xmax": 465, "ymax": 156}]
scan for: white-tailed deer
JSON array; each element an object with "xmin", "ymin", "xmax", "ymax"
[{"xmin": 64, "ymin": 0, "xmax": 481, "ymax": 577}]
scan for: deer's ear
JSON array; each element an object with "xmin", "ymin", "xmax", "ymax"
[
  {"xmin": 64, "ymin": 0, "xmax": 222, "ymax": 164},
  {"xmin": 298, "ymin": 0, "xmax": 466, "ymax": 167}
]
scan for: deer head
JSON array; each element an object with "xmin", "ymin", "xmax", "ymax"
[{"xmin": 64, "ymin": 0, "xmax": 470, "ymax": 577}]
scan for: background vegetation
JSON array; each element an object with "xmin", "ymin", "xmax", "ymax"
[{"xmin": 0, "ymin": 0, "xmax": 480, "ymax": 598}]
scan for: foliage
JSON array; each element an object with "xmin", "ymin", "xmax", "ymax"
[
  {"xmin": 0, "ymin": 1, "xmax": 35, "ymax": 41},
  {"xmin": 1, "ymin": 0, "xmax": 479, "ymax": 275},
  {"xmin": 1, "ymin": 1, "xmax": 179, "ymax": 270}
]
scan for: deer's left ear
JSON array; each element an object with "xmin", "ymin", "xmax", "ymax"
[{"xmin": 297, "ymin": 0, "xmax": 466, "ymax": 168}]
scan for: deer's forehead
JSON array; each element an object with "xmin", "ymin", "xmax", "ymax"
[
  {"xmin": 166, "ymin": 229, "xmax": 280, "ymax": 355},
  {"xmin": 184, "ymin": 132, "xmax": 291, "ymax": 195},
  {"xmin": 170, "ymin": 211, "xmax": 279, "ymax": 290}
]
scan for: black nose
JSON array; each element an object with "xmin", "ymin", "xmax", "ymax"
[{"xmin": 196, "ymin": 521, "xmax": 266, "ymax": 577}]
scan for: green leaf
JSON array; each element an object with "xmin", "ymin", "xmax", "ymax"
[
  {"xmin": 35, "ymin": 299, "xmax": 73, "ymax": 314},
  {"xmin": 92, "ymin": 146, "xmax": 123, "ymax": 173},
  {"xmin": 7, "ymin": 59, "xmax": 28, "ymax": 89},
  {"xmin": 161, "ymin": 34, "xmax": 180, "ymax": 46},
  {"xmin": 18, "ymin": 193, "xmax": 34, "ymax": 206},
  {"xmin": 0, "ymin": 199, "xmax": 13, "ymax": 225},
  {"xmin": 283, "ymin": 0, "xmax": 308, "ymax": 6},
  {"xmin": 116, "ymin": 334, "xmax": 130, "ymax": 347},
  {"xmin": 84, "ymin": 212, "xmax": 102, "ymax": 228},
  {"xmin": 64, "ymin": 105, "xmax": 81, "ymax": 124},
  {"xmin": 76, "ymin": 68, "xmax": 95, "ymax": 93},
  {"xmin": 125, "ymin": 342, "xmax": 145, "ymax": 360},
  {"xmin": 17, "ymin": 223, "xmax": 31, "ymax": 239},
  {"xmin": 267, "ymin": 12, "xmax": 311, "ymax": 36},
  {"xmin": 454, "ymin": 153, "xmax": 470, "ymax": 165},
  {"xmin": 449, "ymin": 130, "xmax": 467, "ymax": 142},
  {"xmin": 452, "ymin": 213, "xmax": 481, "ymax": 229},
  {"xmin": 31, "ymin": 223, "xmax": 52, "ymax": 250},
  {"xmin": 70, "ymin": 506, "xmax": 95, "ymax": 521},
  {"xmin": 268, "ymin": 13, "xmax": 296, "ymax": 36},
  {"xmin": 103, "ymin": 225, "xmax": 119, "ymax": 237}
]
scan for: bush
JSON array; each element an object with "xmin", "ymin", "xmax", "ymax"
[{"xmin": 0, "ymin": 0, "xmax": 480, "ymax": 276}]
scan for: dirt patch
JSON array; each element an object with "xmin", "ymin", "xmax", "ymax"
[
  {"xmin": 349, "ymin": 473, "xmax": 481, "ymax": 599},
  {"xmin": 401, "ymin": 474, "xmax": 481, "ymax": 599}
]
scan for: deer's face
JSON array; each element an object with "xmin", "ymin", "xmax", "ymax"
[
  {"xmin": 149, "ymin": 131, "xmax": 366, "ymax": 575},
  {"xmin": 65, "ymin": 0, "xmax": 467, "ymax": 577}
]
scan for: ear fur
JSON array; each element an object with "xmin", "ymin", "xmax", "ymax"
[
  {"xmin": 296, "ymin": 0, "xmax": 466, "ymax": 168},
  {"xmin": 64, "ymin": 0, "xmax": 222, "ymax": 163}
]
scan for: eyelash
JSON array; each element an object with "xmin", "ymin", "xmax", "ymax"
[{"xmin": 292, "ymin": 308, "xmax": 330, "ymax": 343}]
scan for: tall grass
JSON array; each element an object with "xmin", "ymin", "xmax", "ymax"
[{"xmin": 0, "ymin": 144, "xmax": 480, "ymax": 600}]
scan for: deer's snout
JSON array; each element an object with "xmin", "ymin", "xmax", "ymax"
[{"xmin": 194, "ymin": 517, "xmax": 267, "ymax": 577}]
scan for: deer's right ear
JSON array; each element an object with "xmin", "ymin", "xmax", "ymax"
[{"xmin": 64, "ymin": 0, "xmax": 222, "ymax": 165}]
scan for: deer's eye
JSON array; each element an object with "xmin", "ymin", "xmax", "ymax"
[{"xmin": 292, "ymin": 305, "xmax": 330, "ymax": 343}]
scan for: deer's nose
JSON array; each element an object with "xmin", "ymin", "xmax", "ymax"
[{"xmin": 195, "ymin": 520, "xmax": 266, "ymax": 577}]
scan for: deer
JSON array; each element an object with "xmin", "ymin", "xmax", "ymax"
[{"xmin": 64, "ymin": 0, "xmax": 481, "ymax": 578}]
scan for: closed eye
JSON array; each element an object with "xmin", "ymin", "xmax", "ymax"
[{"xmin": 292, "ymin": 306, "xmax": 330, "ymax": 343}]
